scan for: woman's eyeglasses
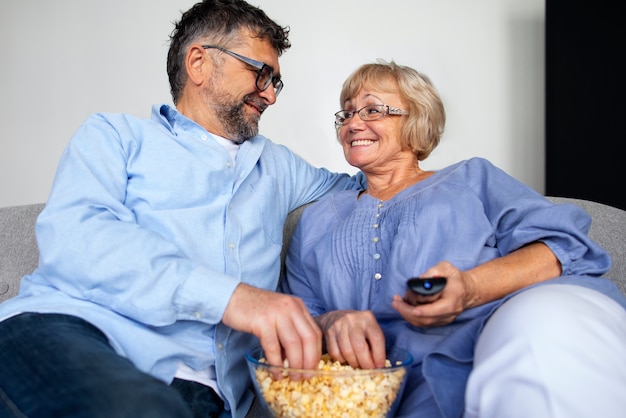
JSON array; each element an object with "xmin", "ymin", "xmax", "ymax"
[{"xmin": 334, "ymin": 104, "xmax": 408, "ymax": 127}]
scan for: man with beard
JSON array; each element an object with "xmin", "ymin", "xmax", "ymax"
[{"xmin": 0, "ymin": 1, "xmax": 359, "ymax": 417}]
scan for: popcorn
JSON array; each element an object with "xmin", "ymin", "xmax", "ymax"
[{"xmin": 253, "ymin": 354, "xmax": 406, "ymax": 418}]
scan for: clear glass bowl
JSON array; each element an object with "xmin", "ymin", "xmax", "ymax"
[{"xmin": 245, "ymin": 346, "xmax": 413, "ymax": 418}]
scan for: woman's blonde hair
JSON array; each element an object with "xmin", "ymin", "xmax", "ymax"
[{"xmin": 338, "ymin": 60, "xmax": 445, "ymax": 160}]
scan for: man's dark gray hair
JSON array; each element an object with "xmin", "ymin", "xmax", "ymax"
[{"xmin": 167, "ymin": 0, "xmax": 291, "ymax": 104}]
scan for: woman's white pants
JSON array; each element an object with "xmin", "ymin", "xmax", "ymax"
[{"xmin": 464, "ymin": 284, "xmax": 626, "ymax": 418}]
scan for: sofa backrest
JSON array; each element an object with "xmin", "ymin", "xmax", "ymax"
[
  {"xmin": 546, "ymin": 196, "xmax": 626, "ymax": 293},
  {"xmin": 1, "ymin": 197, "xmax": 625, "ymax": 305},
  {"xmin": 0, "ymin": 203, "xmax": 44, "ymax": 302}
]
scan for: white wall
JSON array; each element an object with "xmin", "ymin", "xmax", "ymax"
[{"xmin": 0, "ymin": 0, "xmax": 545, "ymax": 207}]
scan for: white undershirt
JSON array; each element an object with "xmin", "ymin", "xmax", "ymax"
[{"xmin": 213, "ymin": 134, "xmax": 240, "ymax": 165}]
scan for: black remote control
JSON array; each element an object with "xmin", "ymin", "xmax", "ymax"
[{"xmin": 407, "ymin": 277, "xmax": 447, "ymax": 296}]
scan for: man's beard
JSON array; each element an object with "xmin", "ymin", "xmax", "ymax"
[{"xmin": 210, "ymin": 89, "xmax": 264, "ymax": 144}]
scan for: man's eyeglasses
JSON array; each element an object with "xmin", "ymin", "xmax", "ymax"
[
  {"xmin": 202, "ymin": 45, "xmax": 283, "ymax": 96},
  {"xmin": 334, "ymin": 104, "xmax": 408, "ymax": 127}
]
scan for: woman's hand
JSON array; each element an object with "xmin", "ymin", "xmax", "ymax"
[
  {"xmin": 315, "ymin": 309, "xmax": 387, "ymax": 369},
  {"xmin": 391, "ymin": 261, "xmax": 479, "ymax": 327},
  {"xmin": 392, "ymin": 243, "xmax": 561, "ymax": 327}
]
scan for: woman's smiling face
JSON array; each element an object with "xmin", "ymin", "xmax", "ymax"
[{"xmin": 337, "ymin": 87, "xmax": 411, "ymax": 173}]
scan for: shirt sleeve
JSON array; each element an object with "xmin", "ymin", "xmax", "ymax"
[
  {"xmin": 465, "ymin": 158, "xmax": 611, "ymax": 276},
  {"xmin": 35, "ymin": 114, "xmax": 238, "ymax": 326}
]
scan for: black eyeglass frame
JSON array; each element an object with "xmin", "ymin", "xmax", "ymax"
[
  {"xmin": 334, "ymin": 104, "xmax": 408, "ymax": 127},
  {"xmin": 202, "ymin": 45, "xmax": 283, "ymax": 96}
]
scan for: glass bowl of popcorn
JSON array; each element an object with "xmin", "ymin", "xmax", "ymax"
[{"xmin": 245, "ymin": 346, "xmax": 413, "ymax": 418}]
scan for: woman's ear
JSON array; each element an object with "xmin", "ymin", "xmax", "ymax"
[{"xmin": 185, "ymin": 45, "xmax": 209, "ymax": 86}]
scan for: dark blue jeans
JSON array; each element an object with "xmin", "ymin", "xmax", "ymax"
[{"xmin": 0, "ymin": 313, "xmax": 224, "ymax": 418}]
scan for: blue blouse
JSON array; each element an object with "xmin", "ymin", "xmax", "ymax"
[{"xmin": 282, "ymin": 157, "xmax": 626, "ymax": 418}]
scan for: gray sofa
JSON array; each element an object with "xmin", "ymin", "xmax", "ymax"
[
  {"xmin": 1, "ymin": 197, "xmax": 625, "ymax": 417},
  {"xmin": 3, "ymin": 197, "xmax": 625, "ymax": 302}
]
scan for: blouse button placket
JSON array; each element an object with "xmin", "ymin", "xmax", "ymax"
[{"xmin": 373, "ymin": 201, "xmax": 384, "ymax": 281}]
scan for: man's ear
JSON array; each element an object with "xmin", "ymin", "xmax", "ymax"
[{"xmin": 186, "ymin": 45, "xmax": 209, "ymax": 86}]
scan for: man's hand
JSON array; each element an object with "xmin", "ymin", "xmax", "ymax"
[{"xmin": 222, "ymin": 283, "xmax": 322, "ymax": 370}]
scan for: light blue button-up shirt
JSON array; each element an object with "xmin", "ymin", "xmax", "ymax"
[{"xmin": 0, "ymin": 104, "xmax": 360, "ymax": 417}]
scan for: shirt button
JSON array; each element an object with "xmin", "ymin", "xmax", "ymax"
[
  {"xmin": 373, "ymin": 253, "xmax": 381, "ymax": 260},
  {"xmin": 372, "ymin": 237, "xmax": 379, "ymax": 243},
  {"xmin": 372, "ymin": 223, "xmax": 379, "ymax": 229},
  {"xmin": 375, "ymin": 213, "xmax": 381, "ymax": 218},
  {"xmin": 217, "ymin": 343, "xmax": 224, "ymax": 350},
  {"xmin": 226, "ymin": 161, "xmax": 232, "ymax": 168},
  {"xmin": 228, "ymin": 243, "xmax": 235, "ymax": 250},
  {"xmin": 374, "ymin": 273, "xmax": 382, "ymax": 280},
  {"xmin": 194, "ymin": 311, "xmax": 202, "ymax": 319},
  {"xmin": 201, "ymin": 135, "xmax": 208, "ymax": 142}
]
